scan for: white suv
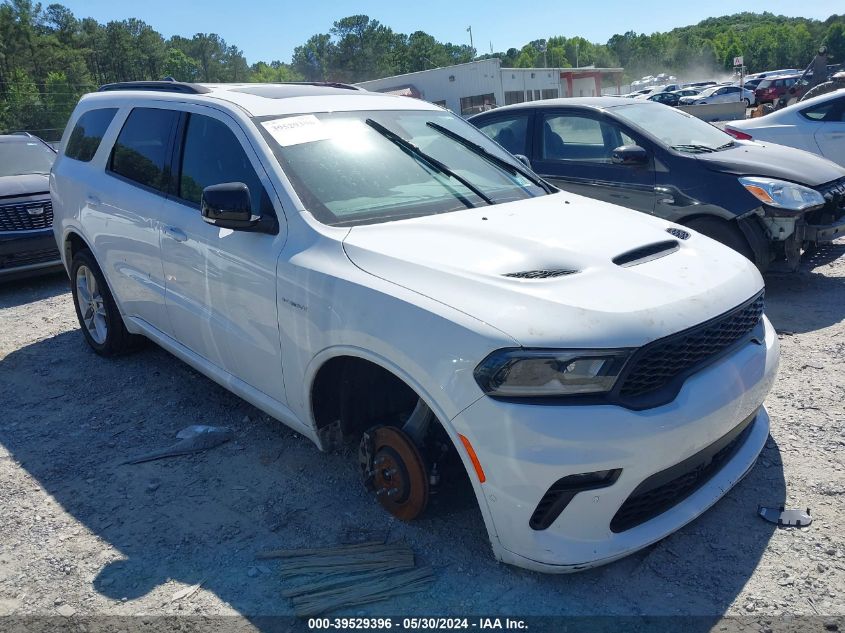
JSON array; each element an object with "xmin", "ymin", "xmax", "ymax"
[{"xmin": 51, "ymin": 81, "xmax": 779, "ymax": 573}]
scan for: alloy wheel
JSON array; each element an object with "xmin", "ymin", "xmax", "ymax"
[{"xmin": 75, "ymin": 264, "xmax": 108, "ymax": 344}]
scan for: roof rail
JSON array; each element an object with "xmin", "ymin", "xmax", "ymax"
[
  {"xmin": 283, "ymin": 81, "xmax": 363, "ymax": 91},
  {"xmin": 98, "ymin": 80, "xmax": 212, "ymax": 95}
]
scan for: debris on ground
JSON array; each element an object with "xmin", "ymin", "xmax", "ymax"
[
  {"xmin": 258, "ymin": 542, "xmax": 434, "ymax": 616},
  {"xmin": 758, "ymin": 505, "xmax": 812, "ymax": 527},
  {"xmin": 289, "ymin": 566, "xmax": 434, "ymax": 617},
  {"xmin": 122, "ymin": 425, "xmax": 233, "ymax": 465},
  {"xmin": 169, "ymin": 578, "xmax": 205, "ymax": 604}
]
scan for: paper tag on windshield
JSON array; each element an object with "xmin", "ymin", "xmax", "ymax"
[{"xmin": 262, "ymin": 115, "xmax": 330, "ymax": 147}]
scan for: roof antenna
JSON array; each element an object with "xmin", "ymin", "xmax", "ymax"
[{"xmin": 162, "ymin": 76, "xmax": 176, "ymax": 82}]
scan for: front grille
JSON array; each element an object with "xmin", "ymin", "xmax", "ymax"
[
  {"xmin": 503, "ymin": 269, "xmax": 578, "ymax": 279},
  {"xmin": 819, "ymin": 177, "xmax": 845, "ymax": 212},
  {"xmin": 0, "ymin": 200, "xmax": 53, "ymax": 231},
  {"xmin": 811, "ymin": 177, "xmax": 845, "ymax": 226},
  {"xmin": 617, "ymin": 292, "xmax": 764, "ymax": 399},
  {"xmin": 610, "ymin": 411, "xmax": 757, "ymax": 532},
  {"xmin": 0, "ymin": 247, "xmax": 60, "ymax": 270}
]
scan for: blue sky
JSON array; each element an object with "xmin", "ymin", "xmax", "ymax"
[{"xmin": 58, "ymin": 0, "xmax": 843, "ymax": 64}]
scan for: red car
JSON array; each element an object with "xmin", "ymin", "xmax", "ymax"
[{"xmin": 754, "ymin": 74, "xmax": 800, "ymax": 104}]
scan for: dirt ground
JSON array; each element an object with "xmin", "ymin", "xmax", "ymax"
[{"xmin": 0, "ymin": 241, "xmax": 844, "ymax": 631}]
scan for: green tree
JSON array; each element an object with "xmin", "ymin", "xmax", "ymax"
[
  {"xmin": 292, "ymin": 33, "xmax": 333, "ymax": 81},
  {"xmin": 824, "ymin": 22, "xmax": 845, "ymax": 62},
  {"xmin": 249, "ymin": 60, "xmax": 301, "ymax": 82},
  {"xmin": 163, "ymin": 48, "xmax": 198, "ymax": 81}
]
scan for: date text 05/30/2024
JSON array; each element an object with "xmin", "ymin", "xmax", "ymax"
[{"xmin": 307, "ymin": 617, "xmax": 529, "ymax": 630}]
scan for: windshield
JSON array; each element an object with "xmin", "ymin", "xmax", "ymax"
[
  {"xmin": 612, "ymin": 103, "xmax": 734, "ymax": 153},
  {"xmin": 257, "ymin": 109, "xmax": 547, "ymax": 226},
  {"xmin": 699, "ymin": 86, "xmax": 718, "ymax": 97},
  {"xmin": 0, "ymin": 140, "xmax": 55, "ymax": 177}
]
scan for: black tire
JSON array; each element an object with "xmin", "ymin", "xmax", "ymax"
[
  {"xmin": 743, "ymin": 98, "xmax": 750, "ymax": 108},
  {"xmin": 684, "ymin": 217, "xmax": 755, "ymax": 263},
  {"xmin": 70, "ymin": 249, "xmax": 143, "ymax": 356}
]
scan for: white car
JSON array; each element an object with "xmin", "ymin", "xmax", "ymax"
[
  {"xmin": 725, "ymin": 89, "xmax": 845, "ymax": 167},
  {"xmin": 680, "ymin": 84, "xmax": 757, "ymax": 106},
  {"xmin": 634, "ymin": 84, "xmax": 680, "ymax": 99},
  {"xmin": 51, "ymin": 81, "xmax": 779, "ymax": 573}
]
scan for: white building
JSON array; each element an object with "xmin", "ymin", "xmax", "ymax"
[{"xmin": 356, "ymin": 58, "xmax": 624, "ymax": 116}]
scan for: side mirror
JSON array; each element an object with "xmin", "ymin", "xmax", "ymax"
[
  {"xmin": 200, "ymin": 182, "xmax": 276, "ymax": 234},
  {"xmin": 201, "ymin": 182, "xmax": 254, "ymax": 228},
  {"xmin": 611, "ymin": 145, "xmax": 648, "ymax": 166},
  {"xmin": 513, "ymin": 154, "xmax": 532, "ymax": 169}
]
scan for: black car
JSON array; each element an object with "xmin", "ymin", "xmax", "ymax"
[
  {"xmin": 647, "ymin": 91, "xmax": 681, "ymax": 107},
  {"xmin": 0, "ymin": 134, "xmax": 61, "ymax": 279},
  {"xmin": 469, "ymin": 98, "xmax": 845, "ymax": 271}
]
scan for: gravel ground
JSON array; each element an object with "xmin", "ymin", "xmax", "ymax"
[{"xmin": 0, "ymin": 241, "xmax": 843, "ymax": 631}]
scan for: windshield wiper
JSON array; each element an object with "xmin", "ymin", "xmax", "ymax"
[
  {"xmin": 425, "ymin": 121, "xmax": 555, "ymax": 194},
  {"xmin": 671, "ymin": 144, "xmax": 717, "ymax": 153},
  {"xmin": 365, "ymin": 118, "xmax": 493, "ymax": 206},
  {"xmin": 715, "ymin": 141, "xmax": 735, "ymax": 150}
]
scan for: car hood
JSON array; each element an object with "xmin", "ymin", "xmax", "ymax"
[
  {"xmin": 695, "ymin": 141, "xmax": 844, "ymax": 186},
  {"xmin": 342, "ymin": 193, "xmax": 763, "ymax": 348},
  {"xmin": 0, "ymin": 173, "xmax": 49, "ymax": 198}
]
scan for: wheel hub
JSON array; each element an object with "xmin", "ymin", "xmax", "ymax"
[{"xmin": 359, "ymin": 426, "xmax": 429, "ymax": 521}]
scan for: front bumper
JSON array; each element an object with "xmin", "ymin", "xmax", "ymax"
[
  {"xmin": 451, "ymin": 316, "xmax": 779, "ymax": 572},
  {"xmin": 805, "ymin": 217, "xmax": 845, "ymax": 242},
  {"xmin": 0, "ymin": 228, "xmax": 62, "ymax": 278}
]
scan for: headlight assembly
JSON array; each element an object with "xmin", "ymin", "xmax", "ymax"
[
  {"xmin": 739, "ymin": 176, "xmax": 825, "ymax": 212},
  {"xmin": 474, "ymin": 349, "xmax": 631, "ymax": 397}
]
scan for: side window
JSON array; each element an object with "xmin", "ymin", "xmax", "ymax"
[
  {"xmin": 178, "ymin": 114, "xmax": 267, "ymax": 210},
  {"xmin": 801, "ymin": 98, "xmax": 845, "ymax": 122},
  {"xmin": 541, "ymin": 113, "xmax": 637, "ymax": 162},
  {"xmin": 109, "ymin": 108, "xmax": 179, "ymax": 191},
  {"xmin": 542, "ymin": 114, "xmax": 603, "ymax": 160},
  {"xmin": 65, "ymin": 108, "xmax": 118, "ymax": 162},
  {"xmin": 475, "ymin": 116, "xmax": 529, "ymax": 156},
  {"xmin": 620, "ymin": 130, "xmax": 637, "ymax": 146}
]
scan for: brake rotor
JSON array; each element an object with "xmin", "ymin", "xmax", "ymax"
[{"xmin": 359, "ymin": 426, "xmax": 429, "ymax": 521}]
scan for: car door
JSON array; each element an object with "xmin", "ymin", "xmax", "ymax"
[
  {"xmin": 530, "ymin": 109, "xmax": 656, "ymax": 213},
  {"xmin": 810, "ymin": 96, "xmax": 845, "ymax": 166},
  {"xmin": 712, "ymin": 87, "xmax": 730, "ymax": 103},
  {"xmin": 159, "ymin": 107, "xmax": 288, "ymax": 403},
  {"xmin": 95, "ymin": 106, "xmax": 180, "ymax": 335}
]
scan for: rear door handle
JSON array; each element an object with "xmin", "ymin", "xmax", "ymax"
[{"xmin": 163, "ymin": 226, "xmax": 188, "ymax": 242}]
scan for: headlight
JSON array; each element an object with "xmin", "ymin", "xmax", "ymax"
[
  {"xmin": 474, "ymin": 349, "xmax": 631, "ymax": 397},
  {"xmin": 739, "ymin": 177, "xmax": 825, "ymax": 211}
]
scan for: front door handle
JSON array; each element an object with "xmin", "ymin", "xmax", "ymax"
[{"xmin": 163, "ymin": 226, "xmax": 188, "ymax": 242}]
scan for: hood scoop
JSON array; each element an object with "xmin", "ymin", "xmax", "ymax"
[
  {"xmin": 503, "ymin": 269, "xmax": 579, "ymax": 280},
  {"xmin": 613, "ymin": 240, "xmax": 679, "ymax": 268},
  {"xmin": 666, "ymin": 227, "xmax": 690, "ymax": 240}
]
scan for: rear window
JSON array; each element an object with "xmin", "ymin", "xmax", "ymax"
[
  {"xmin": 109, "ymin": 108, "xmax": 179, "ymax": 192},
  {"xmin": 65, "ymin": 108, "xmax": 118, "ymax": 162}
]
